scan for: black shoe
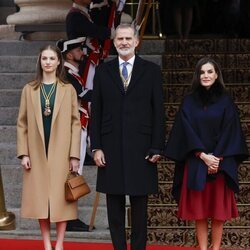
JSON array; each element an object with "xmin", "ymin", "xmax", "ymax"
[{"xmin": 66, "ymin": 219, "xmax": 92, "ymax": 232}]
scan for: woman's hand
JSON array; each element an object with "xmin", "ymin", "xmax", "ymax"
[
  {"xmin": 199, "ymin": 152, "xmax": 220, "ymax": 174},
  {"xmin": 21, "ymin": 156, "xmax": 31, "ymax": 170},
  {"xmin": 70, "ymin": 158, "xmax": 80, "ymax": 173}
]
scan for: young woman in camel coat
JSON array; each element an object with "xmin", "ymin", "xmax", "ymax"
[{"xmin": 17, "ymin": 44, "xmax": 81, "ymax": 250}]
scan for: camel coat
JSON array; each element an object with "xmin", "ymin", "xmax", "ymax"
[{"xmin": 17, "ymin": 81, "xmax": 81, "ymax": 222}]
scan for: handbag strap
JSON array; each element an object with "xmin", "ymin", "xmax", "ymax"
[{"xmin": 67, "ymin": 171, "xmax": 79, "ymax": 180}]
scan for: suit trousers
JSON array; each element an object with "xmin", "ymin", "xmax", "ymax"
[{"xmin": 106, "ymin": 194, "xmax": 148, "ymax": 250}]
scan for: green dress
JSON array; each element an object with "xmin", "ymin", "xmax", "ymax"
[{"xmin": 40, "ymin": 84, "xmax": 57, "ymax": 155}]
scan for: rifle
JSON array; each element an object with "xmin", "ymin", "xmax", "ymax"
[
  {"xmin": 102, "ymin": 0, "xmax": 127, "ymax": 59},
  {"xmin": 135, "ymin": 0, "xmax": 153, "ymax": 51}
]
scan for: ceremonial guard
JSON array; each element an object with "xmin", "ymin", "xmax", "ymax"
[
  {"xmin": 66, "ymin": 0, "xmax": 122, "ymax": 90},
  {"xmin": 66, "ymin": 0, "xmax": 111, "ymax": 41},
  {"xmin": 57, "ymin": 37, "xmax": 92, "ymax": 232}
]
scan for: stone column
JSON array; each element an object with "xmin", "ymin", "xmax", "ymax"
[
  {"xmin": 7, "ymin": 0, "xmax": 71, "ymax": 25},
  {"xmin": 6, "ymin": 0, "xmax": 72, "ymax": 40}
]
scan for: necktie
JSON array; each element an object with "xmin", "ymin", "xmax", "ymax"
[{"xmin": 122, "ymin": 62, "xmax": 129, "ymax": 80}]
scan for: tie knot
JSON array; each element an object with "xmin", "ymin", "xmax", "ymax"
[{"xmin": 123, "ymin": 62, "xmax": 129, "ymax": 67}]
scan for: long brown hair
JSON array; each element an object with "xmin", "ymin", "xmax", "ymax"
[{"xmin": 32, "ymin": 44, "xmax": 65, "ymax": 88}]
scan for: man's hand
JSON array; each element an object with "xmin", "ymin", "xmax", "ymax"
[
  {"xmin": 145, "ymin": 154, "xmax": 161, "ymax": 163},
  {"xmin": 93, "ymin": 149, "xmax": 106, "ymax": 167}
]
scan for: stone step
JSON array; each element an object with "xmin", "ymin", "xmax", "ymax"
[
  {"xmin": 0, "ymin": 55, "xmax": 162, "ymax": 73},
  {"xmin": 0, "ymin": 107, "xmax": 18, "ymax": 125},
  {"xmin": 0, "ymin": 89, "xmax": 21, "ymax": 107},
  {"xmin": 0, "ymin": 56, "xmax": 36, "ymax": 73},
  {"xmin": 0, "ymin": 126, "xmax": 16, "ymax": 143},
  {"xmin": 0, "ymin": 228, "xmax": 111, "ymax": 241},
  {"xmin": 162, "ymin": 69, "xmax": 250, "ymax": 84},
  {"xmin": 163, "ymin": 54, "xmax": 250, "ymax": 70},
  {"xmin": 145, "ymin": 205, "xmax": 250, "ymax": 227},
  {"xmin": 2, "ymin": 227, "xmax": 248, "ymax": 249},
  {"xmin": 0, "ymin": 143, "xmax": 17, "ymax": 165},
  {"xmin": 0, "ymin": 208, "xmax": 109, "ymax": 235},
  {"xmin": 0, "ymin": 40, "xmax": 52, "ymax": 56},
  {"xmin": 165, "ymin": 38, "xmax": 250, "ymax": 54},
  {"xmin": 0, "ymin": 39, "xmax": 165, "ymax": 56},
  {"xmin": 0, "ymin": 73, "xmax": 34, "ymax": 89},
  {"xmin": 144, "ymin": 228, "xmax": 249, "ymax": 248},
  {"xmin": 4, "ymin": 206, "xmax": 109, "ymax": 231},
  {"xmin": 163, "ymin": 83, "xmax": 250, "ymax": 103}
]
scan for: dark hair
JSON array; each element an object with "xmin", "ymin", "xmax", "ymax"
[
  {"xmin": 32, "ymin": 45, "xmax": 65, "ymax": 88},
  {"xmin": 191, "ymin": 57, "xmax": 225, "ymax": 91}
]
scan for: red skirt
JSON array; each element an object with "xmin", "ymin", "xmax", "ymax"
[{"xmin": 178, "ymin": 165, "xmax": 238, "ymax": 221}]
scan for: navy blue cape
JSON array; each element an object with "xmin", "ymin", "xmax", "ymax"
[{"xmin": 164, "ymin": 91, "xmax": 248, "ymax": 202}]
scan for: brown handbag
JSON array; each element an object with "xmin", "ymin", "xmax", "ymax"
[{"xmin": 65, "ymin": 172, "xmax": 91, "ymax": 202}]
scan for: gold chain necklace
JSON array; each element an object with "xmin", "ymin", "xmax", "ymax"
[
  {"xmin": 120, "ymin": 70, "xmax": 132, "ymax": 91},
  {"xmin": 41, "ymin": 83, "xmax": 56, "ymax": 116}
]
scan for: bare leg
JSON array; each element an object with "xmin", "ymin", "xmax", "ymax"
[
  {"xmin": 183, "ymin": 7, "xmax": 193, "ymax": 39},
  {"xmin": 55, "ymin": 221, "xmax": 67, "ymax": 250},
  {"xmin": 211, "ymin": 219, "xmax": 224, "ymax": 250},
  {"xmin": 39, "ymin": 219, "xmax": 52, "ymax": 250},
  {"xmin": 173, "ymin": 7, "xmax": 183, "ymax": 39},
  {"xmin": 195, "ymin": 219, "xmax": 208, "ymax": 250}
]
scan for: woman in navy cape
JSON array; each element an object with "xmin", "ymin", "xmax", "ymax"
[{"xmin": 164, "ymin": 57, "xmax": 248, "ymax": 250}]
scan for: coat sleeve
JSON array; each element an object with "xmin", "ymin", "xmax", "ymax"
[
  {"xmin": 69, "ymin": 85, "xmax": 81, "ymax": 159},
  {"xmin": 150, "ymin": 64, "xmax": 166, "ymax": 152},
  {"xmin": 90, "ymin": 66, "xmax": 102, "ymax": 150},
  {"xmin": 17, "ymin": 85, "xmax": 29, "ymax": 158}
]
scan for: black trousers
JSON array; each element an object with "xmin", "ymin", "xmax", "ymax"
[{"xmin": 106, "ymin": 194, "xmax": 148, "ymax": 250}]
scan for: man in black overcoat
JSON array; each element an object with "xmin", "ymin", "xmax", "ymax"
[{"xmin": 90, "ymin": 23, "xmax": 165, "ymax": 250}]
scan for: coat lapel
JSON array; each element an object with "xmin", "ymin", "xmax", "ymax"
[
  {"xmin": 107, "ymin": 56, "xmax": 145, "ymax": 94},
  {"xmin": 51, "ymin": 81, "xmax": 66, "ymax": 130},
  {"xmin": 107, "ymin": 58, "xmax": 126, "ymax": 94},
  {"xmin": 126, "ymin": 56, "xmax": 144, "ymax": 94},
  {"xmin": 31, "ymin": 85, "xmax": 45, "ymax": 146}
]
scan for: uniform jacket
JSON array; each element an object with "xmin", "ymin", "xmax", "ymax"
[
  {"xmin": 66, "ymin": 5, "xmax": 110, "ymax": 41},
  {"xmin": 64, "ymin": 62, "xmax": 92, "ymax": 129},
  {"xmin": 164, "ymin": 87, "xmax": 249, "ymax": 202},
  {"xmin": 90, "ymin": 56, "xmax": 165, "ymax": 195},
  {"xmin": 17, "ymin": 81, "xmax": 81, "ymax": 222}
]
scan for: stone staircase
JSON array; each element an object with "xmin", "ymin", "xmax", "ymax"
[
  {"xmin": 0, "ymin": 38, "xmax": 249, "ymax": 248},
  {"xmin": 0, "ymin": 39, "xmax": 163, "ymax": 240},
  {"xmin": 142, "ymin": 39, "xmax": 250, "ymax": 249}
]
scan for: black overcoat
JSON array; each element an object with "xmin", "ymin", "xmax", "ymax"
[{"xmin": 91, "ymin": 56, "xmax": 165, "ymax": 195}]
